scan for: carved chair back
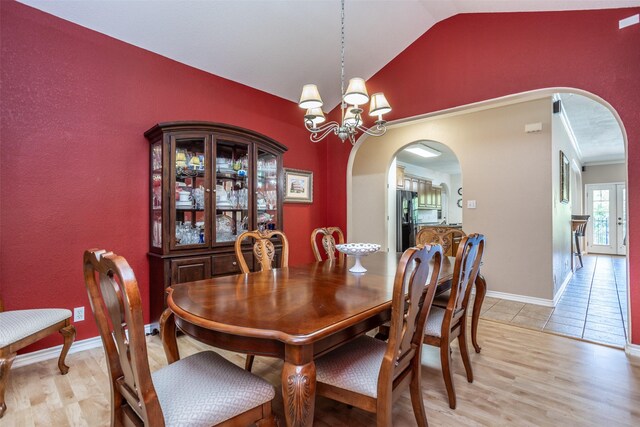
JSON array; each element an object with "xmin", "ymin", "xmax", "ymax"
[
  {"xmin": 83, "ymin": 249, "xmax": 164, "ymax": 426},
  {"xmin": 379, "ymin": 244, "xmax": 443, "ymax": 396},
  {"xmin": 310, "ymin": 227, "xmax": 345, "ymax": 261},
  {"xmin": 235, "ymin": 229, "xmax": 290, "ymax": 273},
  {"xmin": 447, "ymin": 234, "xmax": 485, "ymax": 323},
  {"xmin": 416, "ymin": 227, "xmax": 466, "ymax": 257}
]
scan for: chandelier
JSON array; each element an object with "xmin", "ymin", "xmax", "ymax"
[{"xmin": 298, "ymin": 0, "xmax": 392, "ymax": 145}]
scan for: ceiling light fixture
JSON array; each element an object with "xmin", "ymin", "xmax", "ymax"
[
  {"xmin": 298, "ymin": 0, "xmax": 391, "ymax": 145},
  {"xmin": 405, "ymin": 144, "xmax": 441, "ymax": 158}
]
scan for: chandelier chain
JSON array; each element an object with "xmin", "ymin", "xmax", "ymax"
[{"xmin": 340, "ymin": 0, "xmax": 345, "ymax": 111}]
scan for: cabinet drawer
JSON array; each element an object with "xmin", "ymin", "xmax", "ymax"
[
  {"xmin": 170, "ymin": 256, "xmax": 212, "ymax": 284},
  {"xmin": 212, "ymin": 253, "xmax": 251, "ymax": 276}
]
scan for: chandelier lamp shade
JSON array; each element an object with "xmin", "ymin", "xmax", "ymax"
[{"xmin": 298, "ymin": 0, "xmax": 391, "ymax": 145}]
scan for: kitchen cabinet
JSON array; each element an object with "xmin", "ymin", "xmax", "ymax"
[
  {"xmin": 433, "ymin": 185, "xmax": 442, "ymax": 209},
  {"xmin": 396, "ymin": 166, "xmax": 405, "ymax": 188},
  {"xmin": 411, "ymin": 178, "xmax": 419, "ymax": 193},
  {"xmin": 418, "ymin": 179, "xmax": 429, "ymax": 208},
  {"xmin": 145, "ymin": 121, "xmax": 287, "ymax": 320}
]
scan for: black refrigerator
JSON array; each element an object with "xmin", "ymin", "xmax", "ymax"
[{"xmin": 396, "ymin": 190, "xmax": 418, "ymax": 252}]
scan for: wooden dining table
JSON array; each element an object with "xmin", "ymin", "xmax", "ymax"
[{"xmin": 160, "ymin": 251, "xmax": 484, "ymax": 427}]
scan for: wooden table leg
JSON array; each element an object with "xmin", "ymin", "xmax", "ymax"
[
  {"xmin": 281, "ymin": 346, "xmax": 316, "ymax": 427},
  {"xmin": 471, "ymin": 274, "xmax": 486, "ymax": 353},
  {"xmin": 160, "ymin": 308, "xmax": 180, "ymax": 364}
]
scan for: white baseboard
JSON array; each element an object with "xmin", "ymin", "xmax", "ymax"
[
  {"xmin": 484, "ymin": 272, "xmax": 572, "ymax": 308},
  {"xmin": 485, "ymin": 290, "xmax": 555, "ymax": 307},
  {"xmin": 553, "ymin": 271, "xmax": 573, "ymax": 306},
  {"xmin": 626, "ymin": 342, "xmax": 640, "ymax": 358},
  {"xmin": 13, "ymin": 323, "xmax": 159, "ymax": 369}
]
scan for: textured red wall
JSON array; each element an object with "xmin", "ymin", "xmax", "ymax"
[
  {"xmin": 0, "ymin": 1, "xmax": 328, "ymax": 350},
  {"xmin": 2, "ymin": 2, "xmax": 639, "ymax": 352},
  {"xmin": 328, "ymin": 8, "xmax": 640, "ymax": 344}
]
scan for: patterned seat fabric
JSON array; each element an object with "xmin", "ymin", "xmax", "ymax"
[
  {"xmin": 152, "ymin": 351, "xmax": 275, "ymax": 427},
  {"xmin": 315, "ymin": 335, "xmax": 386, "ymax": 398},
  {"xmin": 425, "ymin": 306, "xmax": 446, "ymax": 338},
  {"xmin": 0, "ymin": 309, "xmax": 71, "ymax": 347}
]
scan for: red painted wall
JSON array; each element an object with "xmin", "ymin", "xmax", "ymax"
[
  {"xmin": 0, "ymin": 1, "xmax": 328, "ymax": 350},
  {"xmin": 2, "ymin": 2, "xmax": 639, "ymax": 352},
  {"xmin": 328, "ymin": 8, "xmax": 640, "ymax": 344}
]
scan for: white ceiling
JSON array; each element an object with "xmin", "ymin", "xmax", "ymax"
[
  {"xmin": 17, "ymin": 0, "xmax": 634, "ymax": 166},
  {"xmin": 558, "ymin": 93, "xmax": 625, "ymax": 165},
  {"xmin": 397, "ymin": 141, "xmax": 461, "ymax": 175}
]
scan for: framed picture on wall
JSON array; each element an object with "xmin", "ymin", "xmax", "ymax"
[
  {"xmin": 560, "ymin": 150, "xmax": 570, "ymax": 204},
  {"xmin": 284, "ymin": 168, "xmax": 313, "ymax": 203}
]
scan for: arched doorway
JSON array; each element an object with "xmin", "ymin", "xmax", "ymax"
[{"xmin": 347, "ymin": 87, "xmax": 629, "ymax": 347}]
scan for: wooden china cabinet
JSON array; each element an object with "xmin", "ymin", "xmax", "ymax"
[{"xmin": 145, "ymin": 122, "xmax": 287, "ymax": 321}]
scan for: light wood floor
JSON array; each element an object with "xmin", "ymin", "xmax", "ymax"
[{"xmin": 3, "ymin": 319, "xmax": 640, "ymax": 426}]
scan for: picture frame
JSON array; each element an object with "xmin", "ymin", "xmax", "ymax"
[
  {"xmin": 560, "ymin": 150, "xmax": 570, "ymax": 204},
  {"xmin": 284, "ymin": 168, "xmax": 313, "ymax": 203}
]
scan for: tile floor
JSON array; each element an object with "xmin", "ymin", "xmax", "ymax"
[{"xmin": 475, "ymin": 254, "xmax": 628, "ymax": 347}]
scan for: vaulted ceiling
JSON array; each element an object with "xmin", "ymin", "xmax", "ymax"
[{"xmin": 17, "ymin": 0, "xmax": 636, "ymax": 164}]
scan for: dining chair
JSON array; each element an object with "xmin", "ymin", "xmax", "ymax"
[
  {"xmin": 423, "ymin": 233, "xmax": 485, "ymax": 409},
  {"xmin": 418, "ymin": 228, "xmax": 487, "ymax": 354},
  {"xmin": 415, "ymin": 227, "xmax": 466, "ymax": 257},
  {"xmin": 310, "ymin": 226, "xmax": 345, "ymax": 261},
  {"xmin": 235, "ymin": 229, "xmax": 289, "ymax": 371},
  {"xmin": 83, "ymin": 249, "xmax": 277, "ymax": 426},
  {"xmin": 234, "ymin": 229, "xmax": 289, "ymax": 274},
  {"xmin": 0, "ymin": 298, "xmax": 76, "ymax": 418},
  {"xmin": 314, "ymin": 244, "xmax": 443, "ymax": 427}
]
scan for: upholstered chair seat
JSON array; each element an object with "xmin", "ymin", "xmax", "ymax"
[
  {"xmin": 0, "ymin": 303, "xmax": 75, "ymax": 418},
  {"xmin": 0, "ymin": 309, "xmax": 71, "ymax": 346},
  {"xmin": 152, "ymin": 350, "xmax": 275, "ymax": 427},
  {"xmin": 316, "ymin": 335, "xmax": 386, "ymax": 398}
]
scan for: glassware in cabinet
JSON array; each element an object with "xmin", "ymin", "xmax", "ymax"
[
  {"xmin": 215, "ymin": 140, "xmax": 249, "ymax": 243},
  {"xmin": 151, "ymin": 142, "xmax": 163, "ymax": 248},
  {"xmin": 172, "ymin": 137, "xmax": 208, "ymax": 248},
  {"xmin": 256, "ymin": 149, "xmax": 279, "ymax": 230}
]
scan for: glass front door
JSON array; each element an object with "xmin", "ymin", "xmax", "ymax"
[{"xmin": 586, "ymin": 183, "xmax": 626, "ymax": 255}]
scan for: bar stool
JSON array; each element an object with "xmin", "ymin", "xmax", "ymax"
[{"xmin": 571, "ymin": 215, "xmax": 590, "ymax": 269}]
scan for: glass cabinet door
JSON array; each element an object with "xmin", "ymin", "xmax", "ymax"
[
  {"xmin": 256, "ymin": 149, "xmax": 279, "ymax": 231},
  {"xmin": 151, "ymin": 142, "xmax": 163, "ymax": 248},
  {"xmin": 171, "ymin": 136, "xmax": 209, "ymax": 249},
  {"xmin": 215, "ymin": 140, "xmax": 249, "ymax": 244}
]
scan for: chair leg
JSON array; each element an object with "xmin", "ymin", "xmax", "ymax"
[
  {"xmin": 409, "ymin": 363, "xmax": 428, "ymax": 427},
  {"xmin": 256, "ymin": 414, "xmax": 277, "ymax": 427},
  {"xmin": 256, "ymin": 402, "xmax": 277, "ymax": 427},
  {"xmin": 374, "ymin": 325, "xmax": 390, "ymax": 341},
  {"xmin": 0, "ymin": 352, "xmax": 17, "ymax": 418},
  {"xmin": 245, "ymin": 354, "xmax": 255, "ymax": 372},
  {"xmin": 471, "ymin": 274, "xmax": 486, "ymax": 353},
  {"xmin": 376, "ymin": 398, "xmax": 393, "ymax": 427},
  {"xmin": 439, "ymin": 342, "xmax": 456, "ymax": 409},
  {"xmin": 458, "ymin": 322, "xmax": 474, "ymax": 383},
  {"xmin": 58, "ymin": 323, "xmax": 76, "ymax": 375}
]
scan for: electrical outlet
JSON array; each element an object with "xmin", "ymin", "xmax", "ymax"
[{"xmin": 74, "ymin": 306, "xmax": 85, "ymax": 322}]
